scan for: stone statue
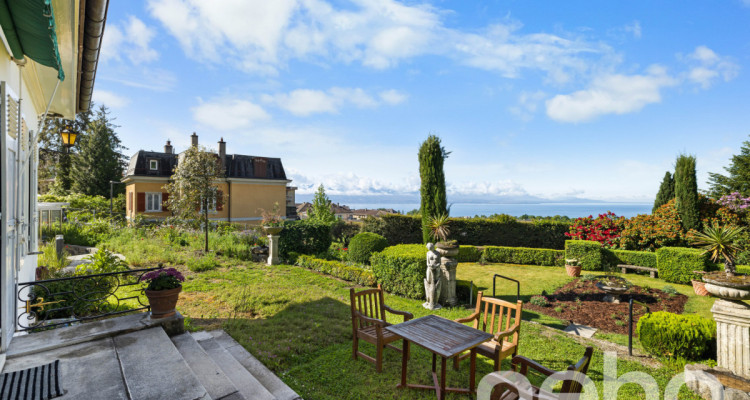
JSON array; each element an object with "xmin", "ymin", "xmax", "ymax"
[{"xmin": 423, "ymin": 243, "xmax": 442, "ymax": 310}]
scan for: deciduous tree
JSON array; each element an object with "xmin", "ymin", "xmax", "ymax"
[{"xmin": 308, "ymin": 184, "xmax": 336, "ymax": 223}]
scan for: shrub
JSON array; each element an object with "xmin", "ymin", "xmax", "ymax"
[
  {"xmin": 41, "ymin": 221, "xmax": 111, "ymax": 247},
  {"xmin": 565, "ymin": 212, "xmax": 626, "ymax": 248},
  {"xmin": 603, "ymin": 249, "xmax": 658, "ymax": 269},
  {"xmin": 662, "ymin": 285, "xmax": 678, "ymax": 295},
  {"xmin": 348, "ymin": 232, "xmax": 388, "ymax": 265},
  {"xmin": 78, "ymin": 249, "xmax": 128, "ymax": 274},
  {"xmin": 529, "ymin": 295, "xmax": 549, "ymax": 307},
  {"xmin": 620, "ymin": 200, "xmax": 685, "ymax": 251},
  {"xmin": 370, "ymin": 244, "xmax": 425, "ymax": 299},
  {"xmin": 638, "ymin": 311, "xmax": 716, "ymax": 360},
  {"xmin": 187, "ymin": 254, "xmax": 219, "ymax": 272},
  {"xmin": 656, "ymin": 247, "xmax": 709, "ymax": 284},
  {"xmin": 361, "ymin": 214, "xmax": 422, "ymax": 245},
  {"xmin": 482, "ymin": 246, "xmax": 564, "ymax": 266},
  {"xmin": 330, "ymin": 221, "xmax": 362, "ymax": 245},
  {"xmin": 457, "ymin": 246, "xmax": 482, "ymax": 263},
  {"xmin": 565, "ymin": 240, "xmax": 603, "ymax": 271},
  {"xmin": 39, "ymin": 242, "xmax": 69, "ymax": 273},
  {"xmin": 296, "ymin": 255, "xmax": 376, "ymax": 286},
  {"xmin": 279, "ymin": 220, "xmax": 332, "ymax": 259}
]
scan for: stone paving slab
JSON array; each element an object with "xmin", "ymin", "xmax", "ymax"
[
  {"xmin": 563, "ymin": 323, "xmax": 597, "ymax": 338},
  {"xmin": 196, "ymin": 336, "xmax": 275, "ymax": 400},
  {"xmin": 172, "ymin": 332, "xmax": 239, "ymax": 400}
]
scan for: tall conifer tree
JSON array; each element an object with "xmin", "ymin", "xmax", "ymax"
[
  {"xmin": 675, "ymin": 154, "xmax": 700, "ymax": 231},
  {"xmin": 71, "ymin": 105, "xmax": 127, "ymax": 197},
  {"xmin": 707, "ymin": 136, "xmax": 750, "ymax": 198},
  {"xmin": 418, "ymin": 135, "xmax": 448, "ymax": 243},
  {"xmin": 653, "ymin": 171, "xmax": 675, "ymax": 213}
]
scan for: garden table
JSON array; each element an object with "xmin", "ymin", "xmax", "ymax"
[{"xmin": 386, "ymin": 314, "xmax": 493, "ymax": 399}]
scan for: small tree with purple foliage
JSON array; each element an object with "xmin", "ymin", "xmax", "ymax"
[{"xmin": 717, "ymin": 192, "xmax": 750, "ymax": 213}]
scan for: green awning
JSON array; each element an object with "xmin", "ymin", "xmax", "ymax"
[{"xmin": 0, "ymin": 0, "xmax": 64, "ymax": 81}]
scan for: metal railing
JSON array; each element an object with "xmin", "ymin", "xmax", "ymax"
[
  {"xmin": 492, "ymin": 274, "xmax": 520, "ymax": 302},
  {"xmin": 16, "ymin": 266, "xmax": 161, "ymax": 332}
]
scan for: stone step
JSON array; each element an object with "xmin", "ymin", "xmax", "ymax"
[
  {"xmin": 209, "ymin": 330, "xmax": 302, "ymax": 400},
  {"xmin": 193, "ymin": 333, "xmax": 275, "ymax": 400},
  {"xmin": 114, "ymin": 327, "xmax": 209, "ymax": 400},
  {"xmin": 172, "ymin": 332, "xmax": 243, "ymax": 400}
]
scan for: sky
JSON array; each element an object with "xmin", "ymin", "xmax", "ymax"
[{"xmin": 91, "ymin": 0, "xmax": 750, "ymax": 203}]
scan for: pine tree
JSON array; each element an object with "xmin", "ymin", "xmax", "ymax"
[
  {"xmin": 71, "ymin": 105, "xmax": 127, "ymax": 197},
  {"xmin": 308, "ymin": 184, "xmax": 336, "ymax": 223},
  {"xmin": 652, "ymin": 171, "xmax": 675, "ymax": 213},
  {"xmin": 708, "ymin": 136, "xmax": 750, "ymax": 198},
  {"xmin": 675, "ymin": 154, "xmax": 700, "ymax": 231},
  {"xmin": 418, "ymin": 135, "xmax": 449, "ymax": 243},
  {"xmin": 41, "ymin": 108, "xmax": 92, "ymax": 194}
]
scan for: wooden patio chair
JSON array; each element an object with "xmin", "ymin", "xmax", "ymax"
[
  {"xmin": 350, "ymin": 284, "xmax": 414, "ymax": 372},
  {"xmin": 490, "ymin": 346, "xmax": 595, "ymax": 400},
  {"xmin": 454, "ymin": 291, "xmax": 523, "ymax": 371}
]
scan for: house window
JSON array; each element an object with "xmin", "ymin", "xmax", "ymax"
[
  {"xmin": 146, "ymin": 192, "xmax": 162, "ymax": 212},
  {"xmin": 200, "ymin": 195, "xmax": 217, "ymax": 213},
  {"xmin": 149, "ymin": 160, "xmax": 159, "ymax": 170}
]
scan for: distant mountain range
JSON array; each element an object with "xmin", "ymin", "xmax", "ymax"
[{"xmin": 294, "ymin": 193, "xmax": 646, "ymax": 205}]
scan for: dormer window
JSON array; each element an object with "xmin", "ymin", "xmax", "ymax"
[{"xmin": 149, "ymin": 160, "xmax": 159, "ymax": 171}]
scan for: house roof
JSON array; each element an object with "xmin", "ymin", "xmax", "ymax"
[{"xmin": 124, "ymin": 150, "xmax": 288, "ymax": 180}]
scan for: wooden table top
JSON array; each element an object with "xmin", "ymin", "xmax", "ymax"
[{"xmin": 386, "ymin": 314, "xmax": 493, "ymax": 358}]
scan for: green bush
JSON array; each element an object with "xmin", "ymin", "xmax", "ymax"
[
  {"xmin": 482, "ymin": 246, "xmax": 565, "ymax": 266},
  {"xmin": 360, "ymin": 214, "xmax": 568, "ymax": 249},
  {"xmin": 457, "ymin": 246, "xmax": 482, "ymax": 263},
  {"xmin": 565, "ymin": 240, "xmax": 603, "ymax": 271},
  {"xmin": 279, "ymin": 220, "xmax": 332, "ymax": 259},
  {"xmin": 638, "ymin": 311, "xmax": 716, "ymax": 360},
  {"xmin": 187, "ymin": 254, "xmax": 219, "ymax": 272},
  {"xmin": 370, "ymin": 244, "xmax": 425, "ymax": 299},
  {"xmin": 296, "ymin": 255, "xmax": 376, "ymax": 286},
  {"xmin": 348, "ymin": 232, "xmax": 388, "ymax": 265},
  {"xmin": 603, "ymin": 249, "xmax": 658, "ymax": 269},
  {"xmin": 330, "ymin": 221, "xmax": 362, "ymax": 245},
  {"xmin": 656, "ymin": 247, "xmax": 709, "ymax": 284},
  {"xmin": 41, "ymin": 221, "xmax": 112, "ymax": 247}
]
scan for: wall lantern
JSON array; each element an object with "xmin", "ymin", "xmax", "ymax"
[{"xmin": 60, "ymin": 123, "xmax": 78, "ymax": 147}]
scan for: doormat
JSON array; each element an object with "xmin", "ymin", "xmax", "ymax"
[{"xmin": 0, "ymin": 360, "xmax": 63, "ymax": 400}]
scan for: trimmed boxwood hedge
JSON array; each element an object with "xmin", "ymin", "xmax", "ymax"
[
  {"xmin": 370, "ymin": 244, "xmax": 425, "ymax": 299},
  {"xmin": 361, "ymin": 214, "xmax": 568, "ymax": 249},
  {"xmin": 603, "ymin": 249, "xmax": 658, "ymax": 269},
  {"xmin": 656, "ymin": 247, "xmax": 709, "ymax": 284},
  {"xmin": 279, "ymin": 220, "xmax": 332, "ymax": 259},
  {"xmin": 457, "ymin": 246, "xmax": 482, "ymax": 263},
  {"xmin": 296, "ymin": 255, "xmax": 376, "ymax": 286},
  {"xmin": 565, "ymin": 240, "xmax": 603, "ymax": 271},
  {"xmin": 348, "ymin": 232, "xmax": 388, "ymax": 265},
  {"xmin": 482, "ymin": 246, "xmax": 564, "ymax": 266},
  {"xmin": 638, "ymin": 311, "xmax": 716, "ymax": 360}
]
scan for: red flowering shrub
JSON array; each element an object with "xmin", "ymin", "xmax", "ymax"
[
  {"xmin": 565, "ymin": 211, "xmax": 626, "ymax": 248},
  {"xmin": 620, "ymin": 200, "xmax": 684, "ymax": 251}
]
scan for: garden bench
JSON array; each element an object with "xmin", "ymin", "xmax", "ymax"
[{"xmin": 618, "ymin": 264, "xmax": 658, "ymax": 278}]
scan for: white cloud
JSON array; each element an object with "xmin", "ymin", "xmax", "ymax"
[
  {"xmin": 509, "ymin": 90, "xmax": 546, "ymax": 121},
  {"xmin": 192, "ymin": 99, "xmax": 270, "ymax": 131},
  {"xmin": 92, "ymin": 90, "xmax": 130, "ymax": 108},
  {"xmin": 545, "ymin": 65, "xmax": 677, "ymax": 123},
  {"xmin": 100, "ymin": 16, "xmax": 158, "ymax": 65},
  {"xmin": 262, "ymin": 87, "xmax": 401, "ymax": 116},
  {"xmin": 624, "ymin": 21, "xmax": 642, "ymax": 39},
  {"xmin": 685, "ymin": 46, "xmax": 739, "ymax": 88},
  {"xmin": 379, "ymin": 89, "xmax": 408, "ymax": 105}
]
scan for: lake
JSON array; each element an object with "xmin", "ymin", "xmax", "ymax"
[{"xmin": 345, "ymin": 203, "xmax": 653, "ymax": 218}]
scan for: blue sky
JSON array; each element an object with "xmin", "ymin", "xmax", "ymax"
[{"xmin": 92, "ymin": 0, "xmax": 750, "ymax": 202}]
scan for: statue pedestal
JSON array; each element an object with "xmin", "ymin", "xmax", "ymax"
[
  {"xmin": 712, "ymin": 299, "xmax": 750, "ymax": 378},
  {"xmin": 439, "ymin": 257, "xmax": 458, "ymax": 307},
  {"xmin": 267, "ymin": 234, "xmax": 280, "ymax": 265}
]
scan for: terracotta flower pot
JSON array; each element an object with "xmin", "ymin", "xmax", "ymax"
[
  {"xmin": 692, "ymin": 280, "xmax": 709, "ymax": 297},
  {"xmin": 565, "ymin": 264, "xmax": 582, "ymax": 277},
  {"xmin": 145, "ymin": 286, "xmax": 182, "ymax": 319}
]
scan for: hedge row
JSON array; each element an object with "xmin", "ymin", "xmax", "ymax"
[
  {"xmin": 656, "ymin": 247, "xmax": 710, "ymax": 284},
  {"xmin": 638, "ymin": 311, "xmax": 716, "ymax": 360},
  {"xmin": 370, "ymin": 244, "xmax": 425, "ymax": 299},
  {"xmin": 296, "ymin": 255, "xmax": 377, "ymax": 286},
  {"xmin": 279, "ymin": 220, "xmax": 332, "ymax": 259},
  {"xmin": 483, "ymin": 246, "xmax": 565, "ymax": 266},
  {"xmin": 361, "ymin": 214, "xmax": 568, "ymax": 249},
  {"xmin": 564, "ymin": 241, "xmax": 603, "ymax": 271},
  {"xmin": 605, "ymin": 249, "xmax": 657, "ymax": 269}
]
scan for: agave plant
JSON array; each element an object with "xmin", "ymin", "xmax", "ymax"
[
  {"xmin": 427, "ymin": 213, "xmax": 451, "ymax": 243},
  {"xmin": 690, "ymin": 223, "xmax": 745, "ymax": 277}
]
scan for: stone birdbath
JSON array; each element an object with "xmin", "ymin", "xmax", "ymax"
[{"xmin": 595, "ymin": 276, "xmax": 629, "ymax": 304}]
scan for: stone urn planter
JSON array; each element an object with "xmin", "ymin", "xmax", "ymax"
[
  {"xmin": 595, "ymin": 276, "xmax": 629, "ymax": 304},
  {"xmin": 702, "ymin": 272, "xmax": 750, "ymax": 301},
  {"xmin": 703, "ymin": 272, "xmax": 750, "ymax": 378},
  {"xmin": 435, "ymin": 242, "xmax": 458, "ymax": 307},
  {"xmin": 264, "ymin": 226, "xmax": 283, "ymax": 235},
  {"xmin": 435, "ymin": 241, "xmax": 459, "ymax": 257},
  {"xmin": 145, "ymin": 287, "xmax": 182, "ymax": 319}
]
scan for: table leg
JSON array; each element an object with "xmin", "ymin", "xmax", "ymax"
[
  {"xmin": 399, "ymin": 340, "xmax": 409, "ymax": 388},
  {"xmin": 440, "ymin": 356, "xmax": 447, "ymax": 400},
  {"xmin": 470, "ymin": 348, "xmax": 477, "ymax": 396}
]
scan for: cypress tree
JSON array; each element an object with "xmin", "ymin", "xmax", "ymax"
[
  {"xmin": 674, "ymin": 154, "xmax": 700, "ymax": 231},
  {"xmin": 418, "ymin": 135, "xmax": 448, "ymax": 243},
  {"xmin": 652, "ymin": 171, "xmax": 675, "ymax": 213}
]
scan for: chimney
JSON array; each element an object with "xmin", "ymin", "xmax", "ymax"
[
  {"xmin": 191, "ymin": 132, "xmax": 198, "ymax": 147},
  {"xmin": 218, "ymin": 137, "xmax": 226, "ymax": 172},
  {"xmin": 164, "ymin": 140, "xmax": 173, "ymax": 154}
]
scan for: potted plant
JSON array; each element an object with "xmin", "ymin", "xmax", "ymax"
[
  {"xmin": 564, "ymin": 258, "xmax": 581, "ymax": 277},
  {"xmin": 261, "ymin": 202, "xmax": 284, "ymax": 235},
  {"xmin": 692, "ymin": 223, "xmax": 750, "ymax": 300},
  {"xmin": 427, "ymin": 213, "xmax": 458, "ymax": 257},
  {"xmin": 140, "ymin": 267, "xmax": 185, "ymax": 319}
]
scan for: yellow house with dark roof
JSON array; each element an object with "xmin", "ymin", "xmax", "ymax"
[{"xmin": 123, "ymin": 133, "xmax": 297, "ymax": 224}]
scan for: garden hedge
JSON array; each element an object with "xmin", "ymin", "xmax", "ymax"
[
  {"xmin": 296, "ymin": 255, "xmax": 376, "ymax": 286},
  {"xmin": 370, "ymin": 244, "xmax": 425, "ymax": 299},
  {"xmin": 457, "ymin": 245, "xmax": 482, "ymax": 263},
  {"xmin": 565, "ymin": 240, "xmax": 604, "ymax": 271},
  {"xmin": 348, "ymin": 232, "xmax": 388, "ymax": 265},
  {"xmin": 361, "ymin": 214, "xmax": 568, "ymax": 249},
  {"xmin": 604, "ymin": 249, "xmax": 658, "ymax": 269},
  {"xmin": 482, "ymin": 246, "xmax": 564, "ymax": 266},
  {"xmin": 656, "ymin": 247, "xmax": 709, "ymax": 284},
  {"xmin": 637, "ymin": 311, "xmax": 716, "ymax": 360},
  {"xmin": 279, "ymin": 220, "xmax": 332, "ymax": 259}
]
